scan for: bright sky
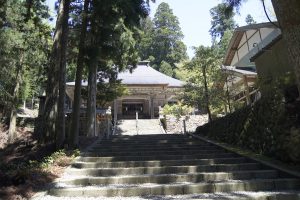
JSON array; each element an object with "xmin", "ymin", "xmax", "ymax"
[{"xmin": 46, "ymin": 0, "xmax": 275, "ymax": 58}]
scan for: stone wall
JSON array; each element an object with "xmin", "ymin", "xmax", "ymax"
[{"xmin": 164, "ymin": 115, "xmax": 208, "ymax": 134}]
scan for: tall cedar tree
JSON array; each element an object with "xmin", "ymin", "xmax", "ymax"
[
  {"xmin": 69, "ymin": 0, "xmax": 90, "ymax": 148},
  {"xmin": 1, "ymin": 0, "xmax": 50, "ymax": 143},
  {"xmin": 42, "ymin": 0, "xmax": 70, "ymax": 147},
  {"xmin": 84, "ymin": 0, "xmax": 149, "ymax": 138},
  {"xmin": 209, "ymin": 3, "xmax": 236, "ymax": 42},
  {"xmin": 142, "ymin": 2, "xmax": 187, "ymax": 77}
]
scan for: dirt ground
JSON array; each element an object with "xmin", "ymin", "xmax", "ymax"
[{"xmin": 0, "ymin": 122, "xmax": 97, "ymax": 200}]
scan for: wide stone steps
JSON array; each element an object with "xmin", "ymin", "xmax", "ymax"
[
  {"xmin": 49, "ymin": 134, "xmax": 300, "ymax": 199},
  {"xmin": 73, "ymin": 157, "xmax": 249, "ymax": 168},
  {"xmin": 83, "ymin": 149, "xmax": 225, "ymax": 157},
  {"xmin": 78, "ymin": 153, "xmax": 238, "ymax": 162},
  {"xmin": 91, "ymin": 142, "xmax": 211, "ymax": 149},
  {"xmin": 66, "ymin": 163, "xmax": 262, "ymax": 176},
  {"xmin": 90, "ymin": 144, "xmax": 218, "ymax": 152},
  {"xmin": 59, "ymin": 170, "xmax": 279, "ymax": 186},
  {"xmin": 50, "ymin": 178, "xmax": 300, "ymax": 197}
]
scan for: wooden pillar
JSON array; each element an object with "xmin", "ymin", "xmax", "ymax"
[{"xmin": 243, "ymin": 75, "xmax": 251, "ymax": 105}]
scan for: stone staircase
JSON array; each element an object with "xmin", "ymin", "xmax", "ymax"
[
  {"xmin": 48, "ymin": 134, "xmax": 300, "ymax": 199},
  {"xmin": 115, "ymin": 119, "xmax": 164, "ymax": 135}
]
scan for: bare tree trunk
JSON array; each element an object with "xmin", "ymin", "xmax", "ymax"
[
  {"xmin": 202, "ymin": 66, "xmax": 212, "ymax": 122},
  {"xmin": 8, "ymin": 60, "xmax": 22, "ymax": 143},
  {"xmin": 86, "ymin": 54, "xmax": 97, "ymax": 137},
  {"xmin": 56, "ymin": 0, "xmax": 70, "ymax": 149},
  {"xmin": 42, "ymin": 0, "xmax": 70, "ymax": 147},
  {"xmin": 225, "ymin": 75, "xmax": 232, "ymax": 113},
  {"xmin": 69, "ymin": 0, "xmax": 90, "ymax": 149},
  {"xmin": 271, "ymin": 0, "xmax": 300, "ymax": 96}
]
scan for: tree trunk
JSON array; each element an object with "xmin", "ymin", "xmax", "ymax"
[
  {"xmin": 202, "ymin": 66, "xmax": 213, "ymax": 122},
  {"xmin": 225, "ymin": 77, "xmax": 232, "ymax": 113},
  {"xmin": 86, "ymin": 54, "xmax": 97, "ymax": 137},
  {"xmin": 271, "ymin": 0, "xmax": 300, "ymax": 96},
  {"xmin": 69, "ymin": 0, "xmax": 90, "ymax": 149},
  {"xmin": 56, "ymin": 0, "xmax": 70, "ymax": 149},
  {"xmin": 8, "ymin": 61, "xmax": 22, "ymax": 143},
  {"xmin": 42, "ymin": 0, "xmax": 70, "ymax": 147}
]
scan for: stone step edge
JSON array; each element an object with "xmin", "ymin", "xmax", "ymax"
[
  {"xmin": 188, "ymin": 133, "xmax": 300, "ymax": 179},
  {"xmin": 67, "ymin": 162, "xmax": 261, "ymax": 172},
  {"xmin": 73, "ymin": 157, "xmax": 247, "ymax": 165},
  {"xmin": 57, "ymin": 169, "xmax": 278, "ymax": 183},
  {"xmin": 48, "ymin": 178, "xmax": 300, "ymax": 197},
  {"xmin": 92, "ymin": 143, "xmax": 211, "ymax": 148},
  {"xmin": 71, "ymin": 157, "xmax": 247, "ymax": 168},
  {"xmin": 86, "ymin": 148, "xmax": 227, "ymax": 155},
  {"xmin": 90, "ymin": 145, "xmax": 217, "ymax": 151},
  {"xmin": 31, "ymin": 191, "xmax": 300, "ymax": 200},
  {"xmin": 77, "ymin": 153, "xmax": 236, "ymax": 162}
]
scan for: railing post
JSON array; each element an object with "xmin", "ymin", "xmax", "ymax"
[
  {"xmin": 183, "ymin": 119, "xmax": 187, "ymax": 135},
  {"xmin": 106, "ymin": 116, "xmax": 110, "ymax": 139},
  {"xmin": 136, "ymin": 111, "xmax": 139, "ymax": 135}
]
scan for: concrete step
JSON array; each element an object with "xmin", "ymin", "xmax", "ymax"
[
  {"xmin": 92, "ymin": 143, "xmax": 210, "ymax": 149},
  {"xmin": 49, "ymin": 133, "xmax": 300, "ymax": 198},
  {"xmin": 66, "ymin": 163, "xmax": 262, "ymax": 177},
  {"xmin": 49, "ymin": 178, "xmax": 300, "ymax": 197},
  {"xmin": 72, "ymin": 157, "xmax": 248, "ymax": 168},
  {"xmin": 83, "ymin": 149, "xmax": 226, "ymax": 157},
  {"xmin": 93, "ymin": 141, "xmax": 210, "ymax": 148},
  {"xmin": 44, "ymin": 191, "xmax": 300, "ymax": 200},
  {"xmin": 91, "ymin": 143, "xmax": 214, "ymax": 150},
  {"xmin": 103, "ymin": 134, "xmax": 191, "ymax": 139},
  {"xmin": 77, "ymin": 153, "xmax": 238, "ymax": 162},
  {"xmin": 87, "ymin": 146, "xmax": 220, "ymax": 154},
  {"xmin": 60, "ymin": 170, "xmax": 279, "ymax": 186},
  {"xmin": 101, "ymin": 137, "xmax": 200, "ymax": 142}
]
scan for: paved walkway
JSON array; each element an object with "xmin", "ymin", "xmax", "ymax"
[{"xmin": 114, "ymin": 119, "xmax": 165, "ymax": 135}]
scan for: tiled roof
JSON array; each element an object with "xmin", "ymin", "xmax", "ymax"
[
  {"xmin": 118, "ymin": 64, "xmax": 183, "ymax": 87},
  {"xmin": 66, "ymin": 63, "xmax": 184, "ymax": 88}
]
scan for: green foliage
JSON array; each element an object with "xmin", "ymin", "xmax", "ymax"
[
  {"xmin": 182, "ymin": 46, "xmax": 225, "ymax": 112},
  {"xmin": 217, "ymin": 29, "xmax": 234, "ymax": 57},
  {"xmin": 0, "ymin": 148, "xmax": 80, "ymax": 173},
  {"xmin": 195, "ymin": 81, "xmax": 300, "ymax": 163},
  {"xmin": 245, "ymin": 14, "xmax": 256, "ymax": 25},
  {"xmin": 159, "ymin": 61, "xmax": 173, "ymax": 77},
  {"xmin": 34, "ymin": 149, "xmax": 80, "ymax": 168},
  {"xmin": 162, "ymin": 102, "xmax": 192, "ymax": 119},
  {"xmin": 209, "ymin": 3, "xmax": 237, "ymax": 42},
  {"xmin": 0, "ymin": 0, "xmax": 51, "ymax": 115},
  {"xmin": 137, "ymin": 2, "xmax": 187, "ymax": 76},
  {"xmin": 96, "ymin": 81, "xmax": 127, "ymax": 107},
  {"xmin": 137, "ymin": 17, "xmax": 154, "ymax": 62}
]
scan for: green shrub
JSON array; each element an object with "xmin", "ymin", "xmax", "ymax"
[{"xmin": 162, "ymin": 102, "xmax": 192, "ymax": 119}]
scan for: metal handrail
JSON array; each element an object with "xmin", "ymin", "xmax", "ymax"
[{"xmin": 136, "ymin": 111, "xmax": 139, "ymax": 135}]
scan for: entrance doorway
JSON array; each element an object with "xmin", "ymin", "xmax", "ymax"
[
  {"xmin": 122, "ymin": 100, "xmax": 146, "ymax": 119},
  {"xmin": 122, "ymin": 103, "xmax": 143, "ymax": 116}
]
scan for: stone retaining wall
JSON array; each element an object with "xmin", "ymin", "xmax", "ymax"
[{"xmin": 164, "ymin": 114, "xmax": 208, "ymax": 134}]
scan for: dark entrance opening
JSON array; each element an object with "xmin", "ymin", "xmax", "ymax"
[{"xmin": 122, "ymin": 103, "xmax": 144, "ymax": 118}]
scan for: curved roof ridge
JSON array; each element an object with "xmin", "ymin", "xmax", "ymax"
[{"xmin": 118, "ymin": 64, "xmax": 183, "ymax": 87}]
